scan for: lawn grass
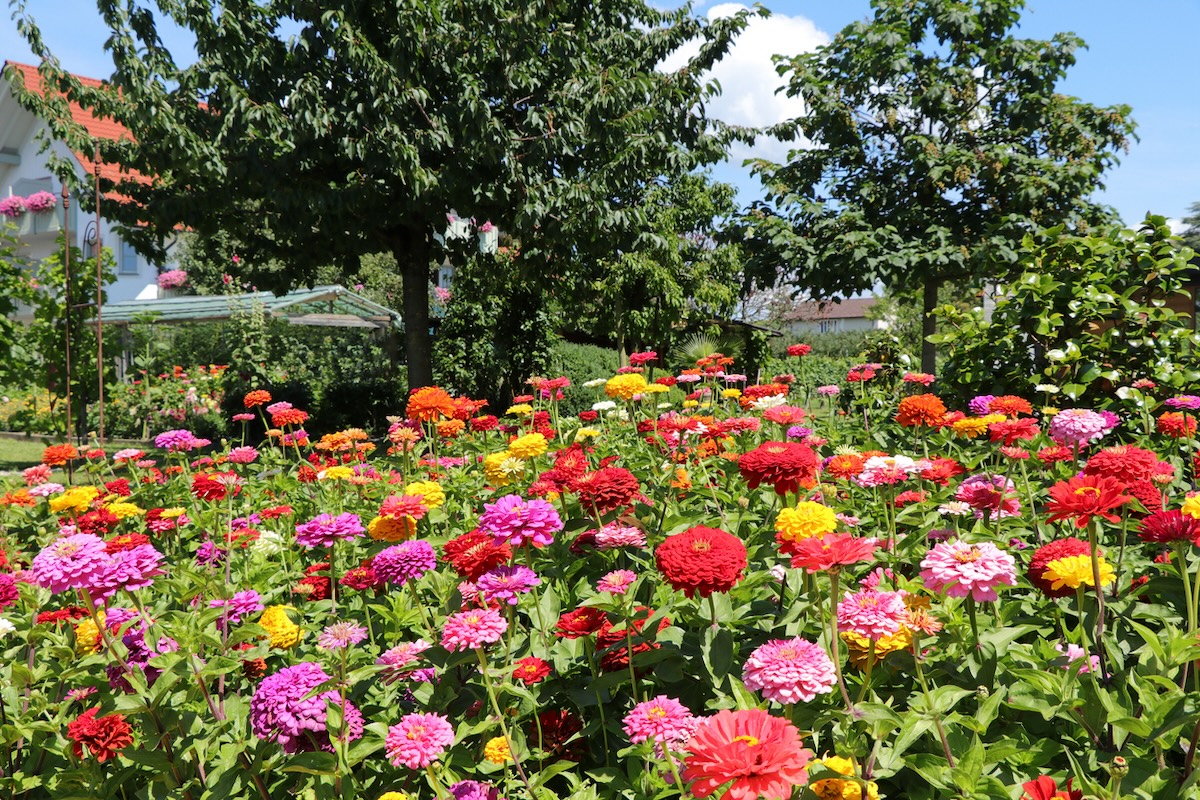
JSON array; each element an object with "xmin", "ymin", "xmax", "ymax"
[{"xmin": 0, "ymin": 435, "xmax": 61, "ymax": 473}]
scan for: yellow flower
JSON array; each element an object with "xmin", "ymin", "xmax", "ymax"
[
  {"xmin": 483, "ymin": 735, "xmax": 512, "ymax": 764},
  {"xmin": 1182, "ymin": 494, "xmax": 1200, "ymax": 520},
  {"xmin": 404, "ymin": 481, "xmax": 445, "ymax": 509},
  {"xmin": 506, "ymin": 404, "xmax": 533, "ymax": 416},
  {"xmin": 320, "ymin": 465, "xmax": 355, "ymax": 481},
  {"xmin": 74, "ymin": 613, "xmax": 104, "ymax": 655},
  {"xmin": 682, "ymin": 400, "xmax": 699, "ymax": 409},
  {"xmin": 605, "ymin": 373, "xmax": 648, "ymax": 401},
  {"xmin": 810, "ymin": 755, "xmax": 880, "ymax": 800},
  {"xmin": 575, "ymin": 427, "xmax": 601, "ymax": 440},
  {"xmin": 643, "ymin": 384, "xmax": 669, "ymax": 394},
  {"xmin": 378, "ymin": 793, "xmax": 409, "ymax": 800},
  {"xmin": 160, "ymin": 507, "xmax": 187, "ymax": 519},
  {"xmin": 950, "ymin": 414, "xmax": 1004, "ymax": 439},
  {"xmin": 49, "ymin": 486, "xmax": 100, "ymax": 515},
  {"xmin": 840, "ymin": 628, "xmax": 912, "ymax": 669},
  {"xmin": 1042, "ymin": 406, "xmax": 1060, "ymax": 416},
  {"xmin": 775, "ymin": 502, "xmax": 837, "ymax": 543},
  {"xmin": 104, "ymin": 501, "xmax": 144, "ymax": 520},
  {"xmin": 721, "ymin": 388, "xmax": 742, "ymax": 399},
  {"xmin": 368, "ymin": 515, "xmax": 416, "ymax": 542},
  {"xmin": 508, "ymin": 432, "xmax": 548, "ymax": 459},
  {"xmin": 483, "ymin": 452, "xmax": 516, "ymax": 487},
  {"xmin": 1043, "ymin": 554, "xmax": 1114, "ymax": 591},
  {"xmin": 259, "ymin": 605, "xmax": 301, "ymax": 648}
]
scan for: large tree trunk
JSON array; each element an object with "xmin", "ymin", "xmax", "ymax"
[
  {"xmin": 921, "ymin": 276, "xmax": 940, "ymax": 375},
  {"xmin": 399, "ymin": 234, "xmax": 434, "ymax": 389}
]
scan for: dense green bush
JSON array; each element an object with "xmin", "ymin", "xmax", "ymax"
[{"xmin": 546, "ymin": 341, "xmax": 620, "ymax": 415}]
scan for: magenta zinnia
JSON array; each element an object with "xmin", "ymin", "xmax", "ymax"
[
  {"xmin": 623, "ymin": 695, "xmax": 697, "ymax": 747},
  {"xmin": 373, "ymin": 540, "xmax": 437, "ymax": 586},
  {"xmin": 294, "ymin": 512, "xmax": 365, "ymax": 548},
  {"xmin": 478, "ymin": 494, "xmax": 563, "ymax": 548},
  {"xmin": 385, "ymin": 712, "xmax": 455, "ymax": 768},
  {"xmin": 441, "ymin": 608, "xmax": 508, "ymax": 651},
  {"xmin": 836, "ymin": 589, "xmax": 908, "ymax": 640}
]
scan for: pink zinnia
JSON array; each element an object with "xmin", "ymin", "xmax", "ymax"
[
  {"xmin": 317, "ymin": 621, "xmax": 368, "ymax": 651},
  {"xmin": 1049, "ymin": 408, "xmax": 1111, "ymax": 446},
  {"xmin": 294, "ymin": 513, "xmax": 365, "ymax": 549},
  {"xmin": 954, "ymin": 474, "xmax": 1020, "ymax": 521},
  {"xmin": 386, "ymin": 712, "xmax": 455, "ymax": 768},
  {"xmin": 593, "ymin": 523, "xmax": 647, "ymax": 549},
  {"xmin": 597, "ymin": 569, "xmax": 637, "ymax": 595},
  {"xmin": 919, "ymin": 541, "xmax": 1016, "ymax": 602},
  {"xmin": 381, "ymin": 494, "xmax": 429, "ymax": 521},
  {"xmin": 441, "ymin": 608, "xmax": 508, "ymax": 651},
  {"xmin": 476, "ymin": 564, "xmax": 540, "ymax": 605},
  {"xmin": 376, "ymin": 640, "xmax": 432, "ymax": 682},
  {"xmin": 226, "ymin": 446, "xmax": 259, "ymax": 464},
  {"xmin": 478, "ymin": 494, "xmax": 563, "ymax": 548},
  {"xmin": 32, "ymin": 534, "xmax": 113, "ymax": 595},
  {"xmin": 837, "ymin": 589, "xmax": 908, "ymax": 640},
  {"xmin": 742, "ymin": 638, "xmax": 836, "ymax": 704},
  {"xmin": 23, "ymin": 464, "xmax": 51, "ymax": 486},
  {"xmin": 623, "ymin": 695, "xmax": 696, "ymax": 746},
  {"xmin": 373, "ymin": 540, "xmax": 437, "ymax": 586}
]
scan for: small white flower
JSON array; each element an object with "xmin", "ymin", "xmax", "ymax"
[
  {"xmin": 938, "ymin": 501, "xmax": 972, "ymax": 517},
  {"xmin": 582, "ymin": 378, "xmax": 607, "ymax": 388},
  {"xmin": 752, "ymin": 395, "xmax": 787, "ymax": 411},
  {"xmin": 1035, "ymin": 384, "xmax": 1060, "ymax": 394},
  {"xmin": 251, "ymin": 530, "xmax": 285, "ymax": 557},
  {"xmin": 591, "ymin": 400, "xmax": 617, "ymax": 411},
  {"xmin": 0, "ymin": 618, "xmax": 16, "ymax": 638}
]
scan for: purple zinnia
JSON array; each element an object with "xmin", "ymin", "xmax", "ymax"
[
  {"xmin": 1166, "ymin": 395, "xmax": 1200, "ymax": 410},
  {"xmin": 294, "ymin": 512, "xmax": 365, "ymax": 549},
  {"xmin": 476, "ymin": 565, "xmax": 540, "ymax": 606},
  {"xmin": 154, "ymin": 429, "xmax": 202, "ymax": 452},
  {"xmin": 449, "ymin": 781, "xmax": 503, "ymax": 800},
  {"xmin": 373, "ymin": 540, "xmax": 437, "ymax": 586},
  {"xmin": 249, "ymin": 662, "xmax": 364, "ymax": 754},
  {"xmin": 478, "ymin": 494, "xmax": 563, "ymax": 548},
  {"xmin": 87, "ymin": 544, "xmax": 165, "ymax": 601},
  {"xmin": 968, "ymin": 395, "xmax": 996, "ymax": 416}
]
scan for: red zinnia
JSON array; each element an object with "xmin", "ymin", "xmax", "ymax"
[
  {"xmin": 1126, "ymin": 479, "xmax": 1164, "ymax": 513},
  {"xmin": 988, "ymin": 417, "xmax": 1040, "ymax": 445},
  {"xmin": 191, "ymin": 472, "xmax": 238, "ymax": 502},
  {"xmin": 738, "ymin": 442, "xmax": 818, "ymax": 496},
  {"xmin": 682, "ymin": 709, "xmax": 813, "ymax": 800},
  {"xmin": 788, "ymin": 533, "xmax": 878, "ymax": 572},
  {"xmin": 443, "ymin": 530, "xmax": 513, "ymax": 581},
  {"xmin": 573, "ymin": 467, "xmax": 641, "ymax": 514},
  {"xmin": 656, "ymin": 526, "xmax": 747, "ymax": 599},
  {"xmin": 1036, "ymin": 446, "xmax": 1075, "ymax": 464},
  {"xmin": 529, "ymin": 709, "xmax": 585, "ymax": 761},
  {"xmin": 1138, "ymin": 510, "xmax": 1200, "ymax": 544},
  {"xmin": 1045, "ymin": 475, "xmax": 1131, "ymax": 528},
  {"xmin": 1021, "ymin": 776, "xmax": 1082, "ymax": 800},
  {"xmin": 1083, "ymin": 445, "xmax": 1160, "ymax": 486},
  {"xmin": 1158, "ymin": 411, "xmax": 1197, "ymax": 438},
  {"xmin": 920, "ymin": 457, "xmax": 964, "ymax": 486},
  {"xmin": 512, "ymin": 656, "xmax": 552, "ymax": 685},
  {"xmin": 1027, "ymin": 538, "xmax": 1092, "ymax": 598},
  {"xmin": 103, "ymin": 478, "xmax": 132, "ymax": 497},
  {"xmin": 786, "ymin": 343, "xmax": 812, "ymax": 357},
  {"xmin": 37, "ymin": 606, "xmax": 90, "ymax": 625},
  {"xmin": 555, "ymin": 607, "xmax": 608, "ymax": 639},
  {"xmin": 66, "ymin": 707, "xmax": 134, "ymax": 762}
]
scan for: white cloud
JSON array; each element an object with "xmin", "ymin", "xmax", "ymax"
[
  {"xmin": 662, "ymin": 4, "xmax": 830, "ymax": 164},
  {"xmin": 1168, "ymin": 217, "xmax": 1188, "ymax": 235}
]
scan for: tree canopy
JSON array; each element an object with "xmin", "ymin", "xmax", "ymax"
[
  {"xmin": 10, "ymin": 0, "xmax": 757, "ymax": 387},
  {"xmin": 739, "ymin": 0, "xmax": 1136, "ymax": 371}
]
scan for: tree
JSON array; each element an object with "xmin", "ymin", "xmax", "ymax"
[
  {"xmin": 741, "ymin": 0, "xmax": 1136, "ymax": 372},
  {"xmin": 1181, "ymin": 202, "xmax": 1200, "ymax": 253},
  {"xmin": 11, "ymin": 2, "xmax": 756, "ymax": 388}
]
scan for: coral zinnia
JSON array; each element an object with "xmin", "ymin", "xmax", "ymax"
[
  {"xmin": 1045, "ymin": 474, "xmax": 1131, "ymax": 529},
  {"xmin": 1138, "ymin": 509, "xmax": 1200, "ymax": 544},
  {"xmin": 1082, "ymin": 445, "xmax": 1160, "ymax": 486},
  {"xmin": 788, "ymin": 534, "xmax": 878, "ymax": 572},
  {"xmin": 406, "ymin": 386, "xmax": 456, "ymax": 423},
  {"xmin": 656, "ymin": 526, "xmax": 747, "ymax": 598},
  {"xmin": 1027, "ymin": 538, "xmax": 1092, "ymax": 598},
  {"xmin": 41, "ymin": 444, "xmax": 79, "ymax": 467},
  {"xmin": 682, "ymin": 709, "xmax": 813, "ymax": 800},
  {"xmin": 895, "ymin": 394, "xmax": 947, "ymax": 427},
  {"xmin": 1157, "ymin": 411, "xmax": 1197, "ymax": 439},
  {"xmin": 443, "ymin": 530, "xmax": 512, "ymax": 581},
  {"xmin": 66, "ymin": 706, "xmax": 134, "ymax": 762},
  {"xmin": 738, "ymin": 442, "xmax": 819, "ymax": 496}
]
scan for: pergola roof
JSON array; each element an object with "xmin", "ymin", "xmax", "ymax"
[{"xmin": 99, "ymin": 285, "xmax": 402, "ymax": 330}]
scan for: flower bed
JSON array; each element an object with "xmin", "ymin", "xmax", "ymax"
[{"xmin": 0, "ymin": 355, "xmax": 1196, "ymax": 800}]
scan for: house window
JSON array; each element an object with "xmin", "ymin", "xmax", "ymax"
[
  {"xmin": 120, "ymin": 240, "xmax": 139, "ymax": 275},
  {"xmin": 819, "ymin": 319, "xmax": 842, "ymax": 334}
]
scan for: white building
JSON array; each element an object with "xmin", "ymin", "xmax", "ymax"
[
  {"xmin": 782, "ymin": 297, "xmax": 890, "ymax": 336},
  {"xmin": 0, "ymin": 61, "xmax": 168, "ymax": 315}
]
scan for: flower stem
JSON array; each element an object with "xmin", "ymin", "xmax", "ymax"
[{"xmin": 827, "ymin": 571, "xmax": 854, "ymax": 712}]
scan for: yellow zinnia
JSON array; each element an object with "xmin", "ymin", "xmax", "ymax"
[
  {"xmin": 841, "ymin": 628, "xmax": 913, "ymax": 669},
  {"xmin": 605, "ymin": 373, "xmax": 648, "ymax": 401},
  {"xmin": 775, "ymin": 502, "xmax": 837, "ymax": 543},
  {"xmin": 403, "ymin": 481, "xmax": 445, "ymax": 509},
  {"xmin": 810, "ymin": 755, "xmax": 881, "ymax": 800},
  {"xmin": 259, "ymin": 605, "xmax": 301, "ymax": 648},
  {"xmin": 508, "ymin": 432, "xmax": 548, "ymax": 459},
  {"xmin": 368, "ymin": 515, "xmax": 416, "ymax": 542},
  {"xmin": 104, "ymin": 502, "xmax": 144, "ymax": 520},
  {"xmin": 74, "ymin": 613, "xmax": 104, "ymax": 655},
  {"xmin": 506, "ymin": 404, "xmax": 533, "ymax": 416},
  {"xmin": 483, "ymin": 735, "xmax": 512, "ymax": 764},
  {"xmin": 575, "ymin": 427, "xmax": 601, "ymax": 440},
  {"xmin": 1182, "ymin": 494, "xmax": 1200, "ymax": 520},
  {"xmin": 320, "ymin": 465, "xmax": 355, "ymax": 481},
  {"xmin": 378, "ymin": 793, "xmax": 409, "ymax": 800},
  {"xmin": 49, "ymin": 486, "xmax": 100, "ymax": 515},
  {"xmin": 1043, "ymin": 554, "xmax": 1115, "ymax": 591},
  {"xmin": 483, "ymin": 452, "xmax": 516, "ymax": 487}
]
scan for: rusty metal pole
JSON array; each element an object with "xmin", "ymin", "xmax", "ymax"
[
  {"xmin": 61, "ymin": 183, "xmax": 73, "ymax": 450},
  {"xmin": 94, "ymin": 144, "xmax": 104, "ymax": 444}
]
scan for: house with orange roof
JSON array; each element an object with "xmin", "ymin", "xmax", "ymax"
[
  {"xmin": 0, "ymin": 61, "xmax": 174, "ymax": 313},
  {"xmin": 782, "ymin": 296, "xmax": 891, "ymax": 336}
]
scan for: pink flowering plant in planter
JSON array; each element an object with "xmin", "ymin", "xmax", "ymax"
[
  {"xmin": 24, "ymin": 190, "xmax": 58, "ymax": 213},
  {"xmin": 0, "ymin": 196, "xmax": 27, "ymax": 218},
  {"xmin": 157, "ymin": 269, "xmax": 189, "ymax": 290}
]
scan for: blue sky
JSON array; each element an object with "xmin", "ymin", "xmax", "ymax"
[{"xmin": 3, "ymin": 0, "xmax": 1197, "ymax": 226}]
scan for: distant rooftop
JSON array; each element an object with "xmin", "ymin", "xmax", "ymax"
[{"xmin": 784, "ymin": 297, "xmax": 878, "ymax": 322}]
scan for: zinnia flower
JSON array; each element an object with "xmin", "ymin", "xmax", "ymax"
[
  {"xmin": 895, "ymin": 394, "xmax": 946, "ymax": 427},
  {"xmin": 1042, "ymin": 554, "xmax": 1115, "ymax": 591},
  {"xmin": 66, "ymin": 707, "xmax": 134, "ymax": 762},
  {"xmin": 788, "ymin": 534, "xmax": 877, "ymax": 572},
  {"xmin": 250, "ymin": 662, "xmax": 363, "ymax": 753},
  {"xmin": 837, "ymin": 590, "xmax": 908, "ymax": 640},
  {"xmin": 385, "ymin": 712, "xmax": 455, "ymax": 768},
  {"xmin": 739, "ymin": 442, "xmax": 819, "ymax": 496},
  {"xmin": 1049, "ymin": 409, "xmax": 1111, "ymax": 445},
  {"xmin": 1138, "ymin": 509, "xmax": 1200, "ymax": 544},
  {"xmin": 1045, "ymin": 475, "xmax": 1131, "ymax": 529},
  {"xmin": 294, "ymin": 513, "xmax": 365, "ymax": 548},
  {"xmin": 479, "ymin": 495, "xmax": 563, "ymax": 548},
  {"xmin": 1027, "ymin": 538, "xmax": 1092, "ymax": 598},
  {"xmin": 476, "ymin": 564, "xmax": 540, "ymax": 605},
  {"xmin": 742, "ymin": 638, "xmax": 835, "ymax": 704},
  {"xmin": 623, "ymin": 695, "xmax": 697, "ymax": 747},
  {"xmin": 407, "ymin": 387, "xmax": 456, "ymax": 422},
  {"xmin": 443, "ymin": 530, "xmax": 512, "ymax": 581},
  {"xmin": 919, "ymin": 541, "xmax": 1016, "ymax": 602},
  {"xmin": 373, "ymin": 541, "xmax": 438, "ymax": 586},
  {"xmin": 483, "ymin": 736, "xmax": 512, "ymax": 764},
  {"xmin": 1021, "ymin": 776, "xmax": 1083, "ymax": 800},
  {"xmin": 441, "ymin": 608, "xmax": 508, "ymax": 651},
  {"xmin": 512, "ymin": 656, "xmax": 551, "ymax": 684},
  {"xmin": 655, "ymin": 526, "xmax": 747, "ymax": 598},
  {"xmin": 682, "ymin": 709, "xmax": 813, "ymax": 800},
  {"xmin": 809, "ymin": 755, "xmax": 881, "ymax": 800},
  {"xmin": 774, "ymin": 502, "xmax": 837, "ymax": 550},
  {"xmin": 573, "ymin": 467, "xmax": 641, "ymax": 514},
  {"xmin": 1157, "ymin": 411, "xmax": 1197, "ymax": 439}
]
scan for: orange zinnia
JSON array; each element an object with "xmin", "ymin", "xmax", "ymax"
[
  {"xmin": 895, "ymin": 394, "xmax": 947, "ymax": 427},
  {"xmin": 406, "ymin": 386, "xmax": 456, "ymax": 423},
  {"xmin": 243, "ymin": 389, "xmax": 272, "ymax": 408},
  {"xmin": 41, "ymin": 444, "xmax": 79, "ymax": 467}
]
